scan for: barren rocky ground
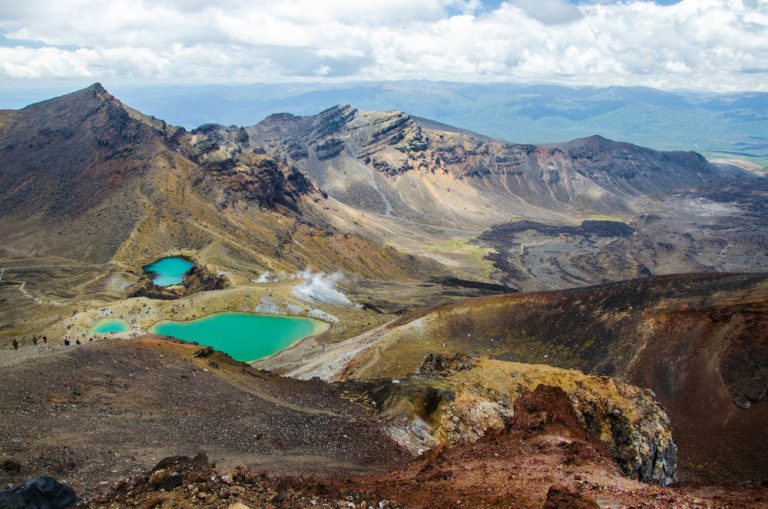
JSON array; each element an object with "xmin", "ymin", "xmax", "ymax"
[
  {"xmin": 0, "ymin": 336, "xmax": 408, "ymax": 497},
  {"xmin": 4, "ymin": 338, "xmax": 767, "ymax": 508}
]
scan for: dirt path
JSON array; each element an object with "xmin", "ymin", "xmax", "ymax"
[{"xmin": 0, "ymin": 338, "xmax": 131, "ymax": 368}]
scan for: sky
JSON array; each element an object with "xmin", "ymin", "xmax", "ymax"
[{"xmin": 0, "ymin": 0, "xmax": 766, "ymax": 92}]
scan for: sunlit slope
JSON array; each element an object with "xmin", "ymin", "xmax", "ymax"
[
  {"xmin": 246, "ymin": 105, "xmax": 741, "ymax": 228},
  {"xmin": 0, "ymin": 85, "xmax": 444, "ymax": 282}
]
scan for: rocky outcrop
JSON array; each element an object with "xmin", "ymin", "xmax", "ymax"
[
  {"xmin": 189, "ymin": 123, "xmax": 316, "ymax": 211},
  {"xmin": 569, "ymin": 380, "xmax": 677, "ymax": 486},
  {"xmin": 127, "ymin": 263, "xmax": 229, "ymax": 300},
  {"xmin": 417, "ymin": 352, "xmax": 477, "ymax": 376},
  {"xmin": 363, "ymin": 357, "xmax": 677, "ymax": 486}
]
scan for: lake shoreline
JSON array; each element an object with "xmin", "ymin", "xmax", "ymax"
[{"xmin": 250, "ymin": 318, "xmax": 331, "ymax": 364}]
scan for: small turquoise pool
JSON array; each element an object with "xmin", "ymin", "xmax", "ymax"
[
  {"xmin": 143, "ymin": 257, "xmax": 195, "ymax": 287},
  {"xmin": 150, "ymin": 312, "xmax": 327, "ymax": 362},
  {"xmin": 91, "ymin": 318, "xmax": 130, "ymax": 334}
]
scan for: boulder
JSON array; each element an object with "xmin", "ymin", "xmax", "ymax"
[
  {"xmin": 0, "ymin": 476, "xmax": 78, "ymax": 509},
  {"xmin": 193, "ymin": 346, "xmax": 214, "ymax": 358}
]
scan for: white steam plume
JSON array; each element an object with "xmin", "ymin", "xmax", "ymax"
[{"xmin": 291, "ymin": 270, "xmax": 352, "ymax": 307}]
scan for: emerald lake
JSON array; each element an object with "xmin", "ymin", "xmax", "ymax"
[
  {"xmin": 150, "ymin": 312, "xmax": 326, "ymax": 362},
  {"xmin": 143, "ymin": 257, "xmax": 195, "ymax": 287},
  {"xmin": 91, "ymin": 318, "xmax": 130, "ymax": 334}
]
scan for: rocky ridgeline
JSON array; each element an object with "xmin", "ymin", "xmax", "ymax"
[
  {"xmin": 242, "ymin": 103, "xmax": 736, "ymax": 219},
  {"xmin": 189, "ymin": 123, "xmax": 316, "ymax": 211},
  {"xmin": 364, "ymin": 355, "xmax": 677, "ymax": 486}
]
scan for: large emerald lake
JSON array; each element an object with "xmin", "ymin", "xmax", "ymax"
[
  {"xmin": 143, "ymin": 257, "xmax": 195, "ymax": 287},
  {"xmin": 150, "ymin": 312, "xmax": 325, "ymax": 362}
]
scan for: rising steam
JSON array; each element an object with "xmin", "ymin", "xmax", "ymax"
[{"xmin": 291, "ymin": 270, "xmax": 352, "ymax": 307}]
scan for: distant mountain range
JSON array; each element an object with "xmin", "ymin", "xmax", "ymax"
[
  {"xmin": 5, "ymin": 81, "xmax": 763, "ymax": 163},
  {"xmin": 1, "ymin": 84, "xmax": 764, "ymax": 286}
]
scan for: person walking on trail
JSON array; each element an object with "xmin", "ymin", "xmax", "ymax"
[
  {"xmin": 32, "ymin": 337, "xmax": 38, "ymax": 346},
  {"xmin": 43, "ymin": 336, "xmax": 47, "ymax": 344},
  {"xmin": 11, "ymin": 339, "xmax": 18, "ymax": 350}
]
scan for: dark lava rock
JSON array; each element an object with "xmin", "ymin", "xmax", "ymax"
[
  {"xmin": 148, "ymin": 470, "xmax": 183, "ymax": 491},
  {"xmin": 1, "ymin": 459, "xmax": 21, "ymax": 473},
  {"xmin": 477, "ymin": 219, "xmax": 635, "ymax": 250},
  {"xmin": 0, "ymin": 476, "xmax": 78, "ymax": 509},
  {"xmin": 541, "ymin": 484, "xmax": 599, "ymax": 509},
  {"xmin": 145, "ymin": 453, "xmax": 214, "ymax": 489},
  {"xmin": 429, "ymin": 276, "xmax": 513, "ymax": 295},
  {"xmin": 418, "ymin": 353, "xmax": 478, "ymax": 377},
  {"xmin": 513, "ymin": 385, "xmax": 584, "ymax": 433},
  {"xmin": 193, "ymin": 346, "xmax": 214, "ymax": 358}
]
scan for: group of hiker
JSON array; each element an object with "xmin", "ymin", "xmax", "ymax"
[
  {"xmin": 61, "ymin": 336, "xmax": 104, "ymax": 346},
  {"xmin": 31, "ymin": 335, "xmax": 47, "ymax": 346},
  {"xmin": 9, "ymin": 335, "xmax": 108, "ymax": 350},
  {"xmin": 9, "ymin": 336, "xmax": 46, "ymax": 350}
]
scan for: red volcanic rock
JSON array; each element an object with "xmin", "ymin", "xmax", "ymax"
[{"xmin": 512, "ymin": 385, "xmax": 585, "ymax": 436}]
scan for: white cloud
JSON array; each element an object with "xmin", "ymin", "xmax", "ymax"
[
  {"xmin": 506, "ymin": 0, "xmax": 583, "ymax": 24},
  {"xmin": 0, "ymin": 0, "xmax": 766, "ymax": 91}
]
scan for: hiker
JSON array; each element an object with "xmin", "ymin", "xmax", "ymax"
[
  {"xmin": 11, "ymin": 339, "xmax": 18, "ymax": 350},
  {"xmin": 32, "ymin": 337, "xmax": 38, "ymax": 346},
  {"xmin": 43, "ymin": 336, "xmax": 47, "ymax": 344},
  {"xmin": 75, "ymin": 339, "xmax": 81, "ymax": 345},
  {"xmin": 63, "ymin": 339, "xmax": 70, "ymax": 346}
]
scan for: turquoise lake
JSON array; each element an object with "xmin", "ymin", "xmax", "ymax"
[
  {"xmin": 143, "ymin": 257, "xmax": 195, "ymax": 287},
  {"xmin": 150, "ymin": 312, "xmax": 324, "ymax": 362},
  {"xmin": 91, "ymin": 318, "xmax": 130, "ymax": 334}
]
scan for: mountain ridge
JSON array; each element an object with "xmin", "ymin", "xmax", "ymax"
[
  {"xmin": 23, "ymin": 81, "xmax": 761, "ymax": 162},
  {"xmin": 0, "ymin": 83, "xmax": 763, "ymax": 286},
  {"xmin": 239, "ymin": 99, "xmax": 739, "ymax": 227}
]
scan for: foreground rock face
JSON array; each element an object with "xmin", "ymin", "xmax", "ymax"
[
  {"xmin": 84, "ymin": 409, "xmax": 768, "ymax": 508},
  {"xmin": 362, "ymin": 356, "xmax": 677, "ymax": 486},
  {"xmin": 3, "ymin": 340, "xmax": 763, "ymax": 508},
  {"xmin": 335, "ymin": 273, "xmax": 768, "ymax": 482}
]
